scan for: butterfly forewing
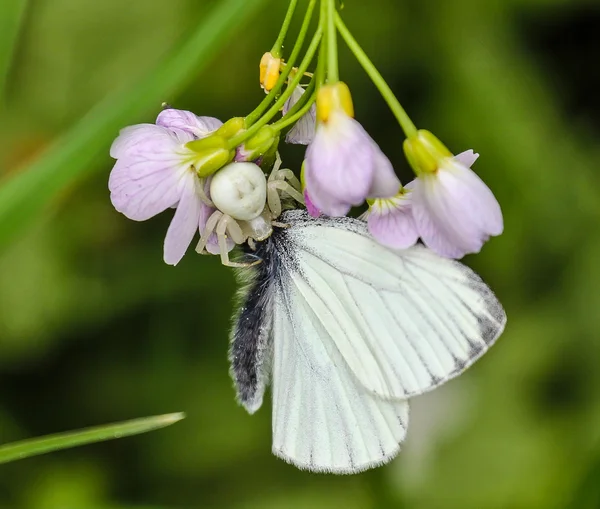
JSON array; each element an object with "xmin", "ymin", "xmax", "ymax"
[{"xmin": 281, "ymin": 211, "xmax": 506, "ymax": 400}]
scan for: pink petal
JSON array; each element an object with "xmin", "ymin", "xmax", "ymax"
[
  {"xmin": 305, "ymin": 112, "xmax": 374, "ymax": 215},
  {"xmin": 367, "ymin": 147, "xmax": 401, "ymax": 198},
  {"xmin": 156, "ymin": 109, "xmax": 222, "ymax": 139},
  {"xmin": 367, "ymin": 197, "xmax": 419, "ymax": 250},
  {"xmin": 283, "ymin": 87, "xmax": 316, "ymax": 145},
  {"xmin": 110, "ymin": 124, "xmax": 173, "ymax": 159},
  {"xmin": 411, "ymin": 182, "xmax": 469, "ymax": 258},
  {"xmin": 411, "ymin": 159, "xmax": 503, "ymax": 258},
  {"xmin": 453, "ymin": 149, "xmax": 479, "ymax": 168},
  {"xmin": 304, "ymin": 189, "xmax": 321, "ymax": 218},
  {"xmin": 163, "ymin": 173, "xmax": 203, "ymax": 265},
  {"xmin": 282, "ymin": 86, "xmax": 304, "ymax": 116},
  {"xmin": 109, "ymin": 158, "xmax": 190, "ymax": 222}
]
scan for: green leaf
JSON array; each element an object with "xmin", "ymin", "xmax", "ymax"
[
  {"xmin": 0, "ymin": 412, "xmax": 185, "ymax": 464},
  {"xmin": 0, "ymin": 0, "xmax": 28, "ymax": 103},
  {"xmin": 0, "ymin": 0, "xmax": 268, "ymax": 250}
]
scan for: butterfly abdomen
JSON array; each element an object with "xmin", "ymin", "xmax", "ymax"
[{"xmin": 229, "ymin": 236, "xmax": 283, "ymax": 414}]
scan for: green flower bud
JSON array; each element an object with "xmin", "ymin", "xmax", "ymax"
[
  {"xmin": 238, "ymin": 125, "xmax": 279, "ymax": 162},
  {"xmin": 185, "ymin": 135, "xmax": 234, "ymax": 177},
  {"xmin": 216, "ymin": 117, "xmax": 245, "ymax": 139}
]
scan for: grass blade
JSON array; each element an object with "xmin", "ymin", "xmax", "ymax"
[
  {"xmin": 0, "ymin": 0, "xmax": 268, "ymax": 249},
  {"xmin": 0, "ymin": 412, "xmax": 185, "ymax": 464},
  {"xmin": 0, "ymin": 0, "xmax": 28, "ymax": 102}
]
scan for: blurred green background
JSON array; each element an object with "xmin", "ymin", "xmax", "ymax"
[{"xmin": 1, "ymin": 0, "xmax": 600, "ymax": 507}]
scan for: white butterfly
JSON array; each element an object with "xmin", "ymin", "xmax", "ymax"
[{"xmin": 230, "ymin": 209, "xmax": 506, "ymax": 474}]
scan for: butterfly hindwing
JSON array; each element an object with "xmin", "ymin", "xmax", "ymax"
[{"xmin": 271, "ymin": 277, "xmax": 409, "ymax": 473}]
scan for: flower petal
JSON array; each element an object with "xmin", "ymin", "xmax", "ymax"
[
  {"xmin": 156, "ymin": 108, "xmax": 222, "ymax": 139},
  {"xmin": 367, "ymin": 146, "xmax": 401, "ymax": 198},
  {"xmin": 163, "ymin": 173, "xmax": 203, "ymax": 265},
  {"xmin": 304, "ymin": 189, "xmax": 321, "ymax": 218},
  {"xmin": 411, "ymin": 160, "xmax": 503, "ymax": 258},
  {"xmin": 440, "ymin": 159, "xmax": 503, "ymax": 236},
  {"xmin": 110, "ymin": 124, "xmax": 173, "ymax": 159},
  {"xmin": 305, "ymin": 112, "xmax": 375, "ymax": 215},
  {"xmin": 367, "ymin": 196, "xmax": 418, "ymax": 250},
  {"xmin": 411, "ymin": 181, "xmax": 469, "ymax": 258},
  {"xmin": 283, "ymin": 87, "xmax": 316, "ymax": 145},
  {"xmin": 454, "ymin": 149, "xmax": 479, "ymax": 168},
  {"xmin": 109, "ymin": 157, "xmax": 190, "ymax": 222}
]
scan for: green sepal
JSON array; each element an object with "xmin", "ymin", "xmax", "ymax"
[
  {"xmin": 185, "ymin": 135, "xmax": 234, "ymax": 177},
  {"xmin": 216, "ymin": 117, "xmax": 245, "ymax": 139},
  {"xmin": 403, "ymin": 129, "xmax": 453, "ymax": 176},
  {"xmin": 241, "ymin": 125, "xmax": 279, "ymax": 161},
  {"xmin": 258, "ymin": 132, "xmax": 281, "ymax": 171}
]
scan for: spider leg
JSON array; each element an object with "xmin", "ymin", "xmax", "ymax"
[
  {"xmin": 270, "ymin": 180, "xmax": 305, "ymax": 206},
  {"xmin": 267, "ymin": 184, "xmax": 282, "ymax": 219},
  {"xmin": 269, "ymin": 153, "xmax": 283, "ymax": 181},
  {"xmin": 274, "ymin": 169, "xmax": 302, "ymax": 191},
  {"xmin": 226, "ymin": 217, "xmax": 247, "ymax": 245},
  {"xmin": 196, "ymin": 210, "xmax": 222, "ymax": 254},
  {"xmin": 216, "ymin": 216, "xmax": 261, "ymax": 268}
]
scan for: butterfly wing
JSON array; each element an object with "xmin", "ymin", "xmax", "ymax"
[
  {"xmin": 282, "ymin": 210, "xmax": 506, "ymax": 401},
  {"xmin": 271, "ymin": 278, "xmax": 409, "ymax": 473}
]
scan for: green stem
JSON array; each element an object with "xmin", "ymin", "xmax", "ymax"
[
  {"xmin": 280, "ymin": 76, "xmax": 316, "ymax": 120},
  {"xmin": 229, "ymin": 27, "xmax": 323, "ymax": 148},
  {"xmin": 335, "ymin": 13, "xmax": 417, "ymax": 137},
  {"xmin": 271, "ymin": 0, "xmax": 298, "ymax": 57},
  {"xmin": 272, "ymin": 87, "xmax": 316, "ymax": 132},
  {"xmin": 325, "ymin": 0, "xmax": 339, "ymax": 83},
  {"xmin": 246, "ymin": 0, "xmax": 318, "ymax": 127}
]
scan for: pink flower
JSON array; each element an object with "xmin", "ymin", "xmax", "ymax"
[
  {"xmin": 304, "ymin": 189, "xmax": 321, "ymax": 218},
  {"xmin": 282, "ymin": 86, "xmax": 316, "ymax": 145},
  {"xmin": 109, "ymin": 109, "xmax": 226, "ymax": 265},
  {"xmin": 304, "ymin": 110, "xmax": 400, "ymax": 217},
  {"xmin": 410, "ymin": 150, "xmax": 503, "ymax": 258},
  {"xmin": 156, "ymin": 108, "xmax": 222, "ymax": 139},
  {"xmin": 364, "ymin": 191, "xmax": 418, "ymax": 250}
]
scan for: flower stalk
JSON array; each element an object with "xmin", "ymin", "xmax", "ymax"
[
  {"xmin": 246, "ymin": 0, "xmax": 318, "ymax": 127},
  {"xmin": 271, "ymin": 0, "xmax": 299, "ymax": 58},
  {"xmin": 335, "ymin": 12, "xmax": 417, "ymax": 138}
]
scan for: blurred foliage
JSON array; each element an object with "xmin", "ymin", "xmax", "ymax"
[{"xmin": 0, "ymin": 0, "xmax": 599, "ymax": 508}]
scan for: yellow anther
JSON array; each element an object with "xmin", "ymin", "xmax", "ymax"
[
  {"xmin": 260, "ymin": 52, "xmax": 282, "ymax": 92},
  {"xmin": 316, "ymin": 82, "xmax": 355, "ymax": 123}
]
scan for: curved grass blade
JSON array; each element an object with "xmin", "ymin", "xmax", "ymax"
[
  {"xmin": 0, "ymin": 0, "xmax": 28, "ymax": 103},
  {"xmin": 0, "ymin": 0, "xmax": 268, "ymax": 250},
  {"xmin": 0, "ymin": 412, "xmax": 185, "ymax": 464}
]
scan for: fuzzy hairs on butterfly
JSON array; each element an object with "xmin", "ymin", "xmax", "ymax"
[{"xmin": 228, "ymin": 239, "xmax": 278, "ymax": 414}]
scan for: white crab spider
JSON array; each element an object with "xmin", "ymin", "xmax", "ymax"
[{"xmin": 195, "ymin": 155, "xmax": 304, "ymax": 267}]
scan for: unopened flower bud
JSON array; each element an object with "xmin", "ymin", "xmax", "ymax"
[
  {"xmin": 216, "ymin": 117, "xmax": 245, "ymax": 139},
  {"xmin": 316, "ymin": 82, "xmax": 355, "ymax": 123},
  {"xmin": 236, "ymin": 125, "xmax": 279, "ymax": 162},
  {"xmin": 186, "ymin": 135, "xmax": 234, "ymax": 177},
  {"xmin": 260, "ymin": 52, "xmax": 282, "ymax": 92},
  {"xmin": 403, "ymin": 130, "xmax": 453, "ymax": 176}
]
